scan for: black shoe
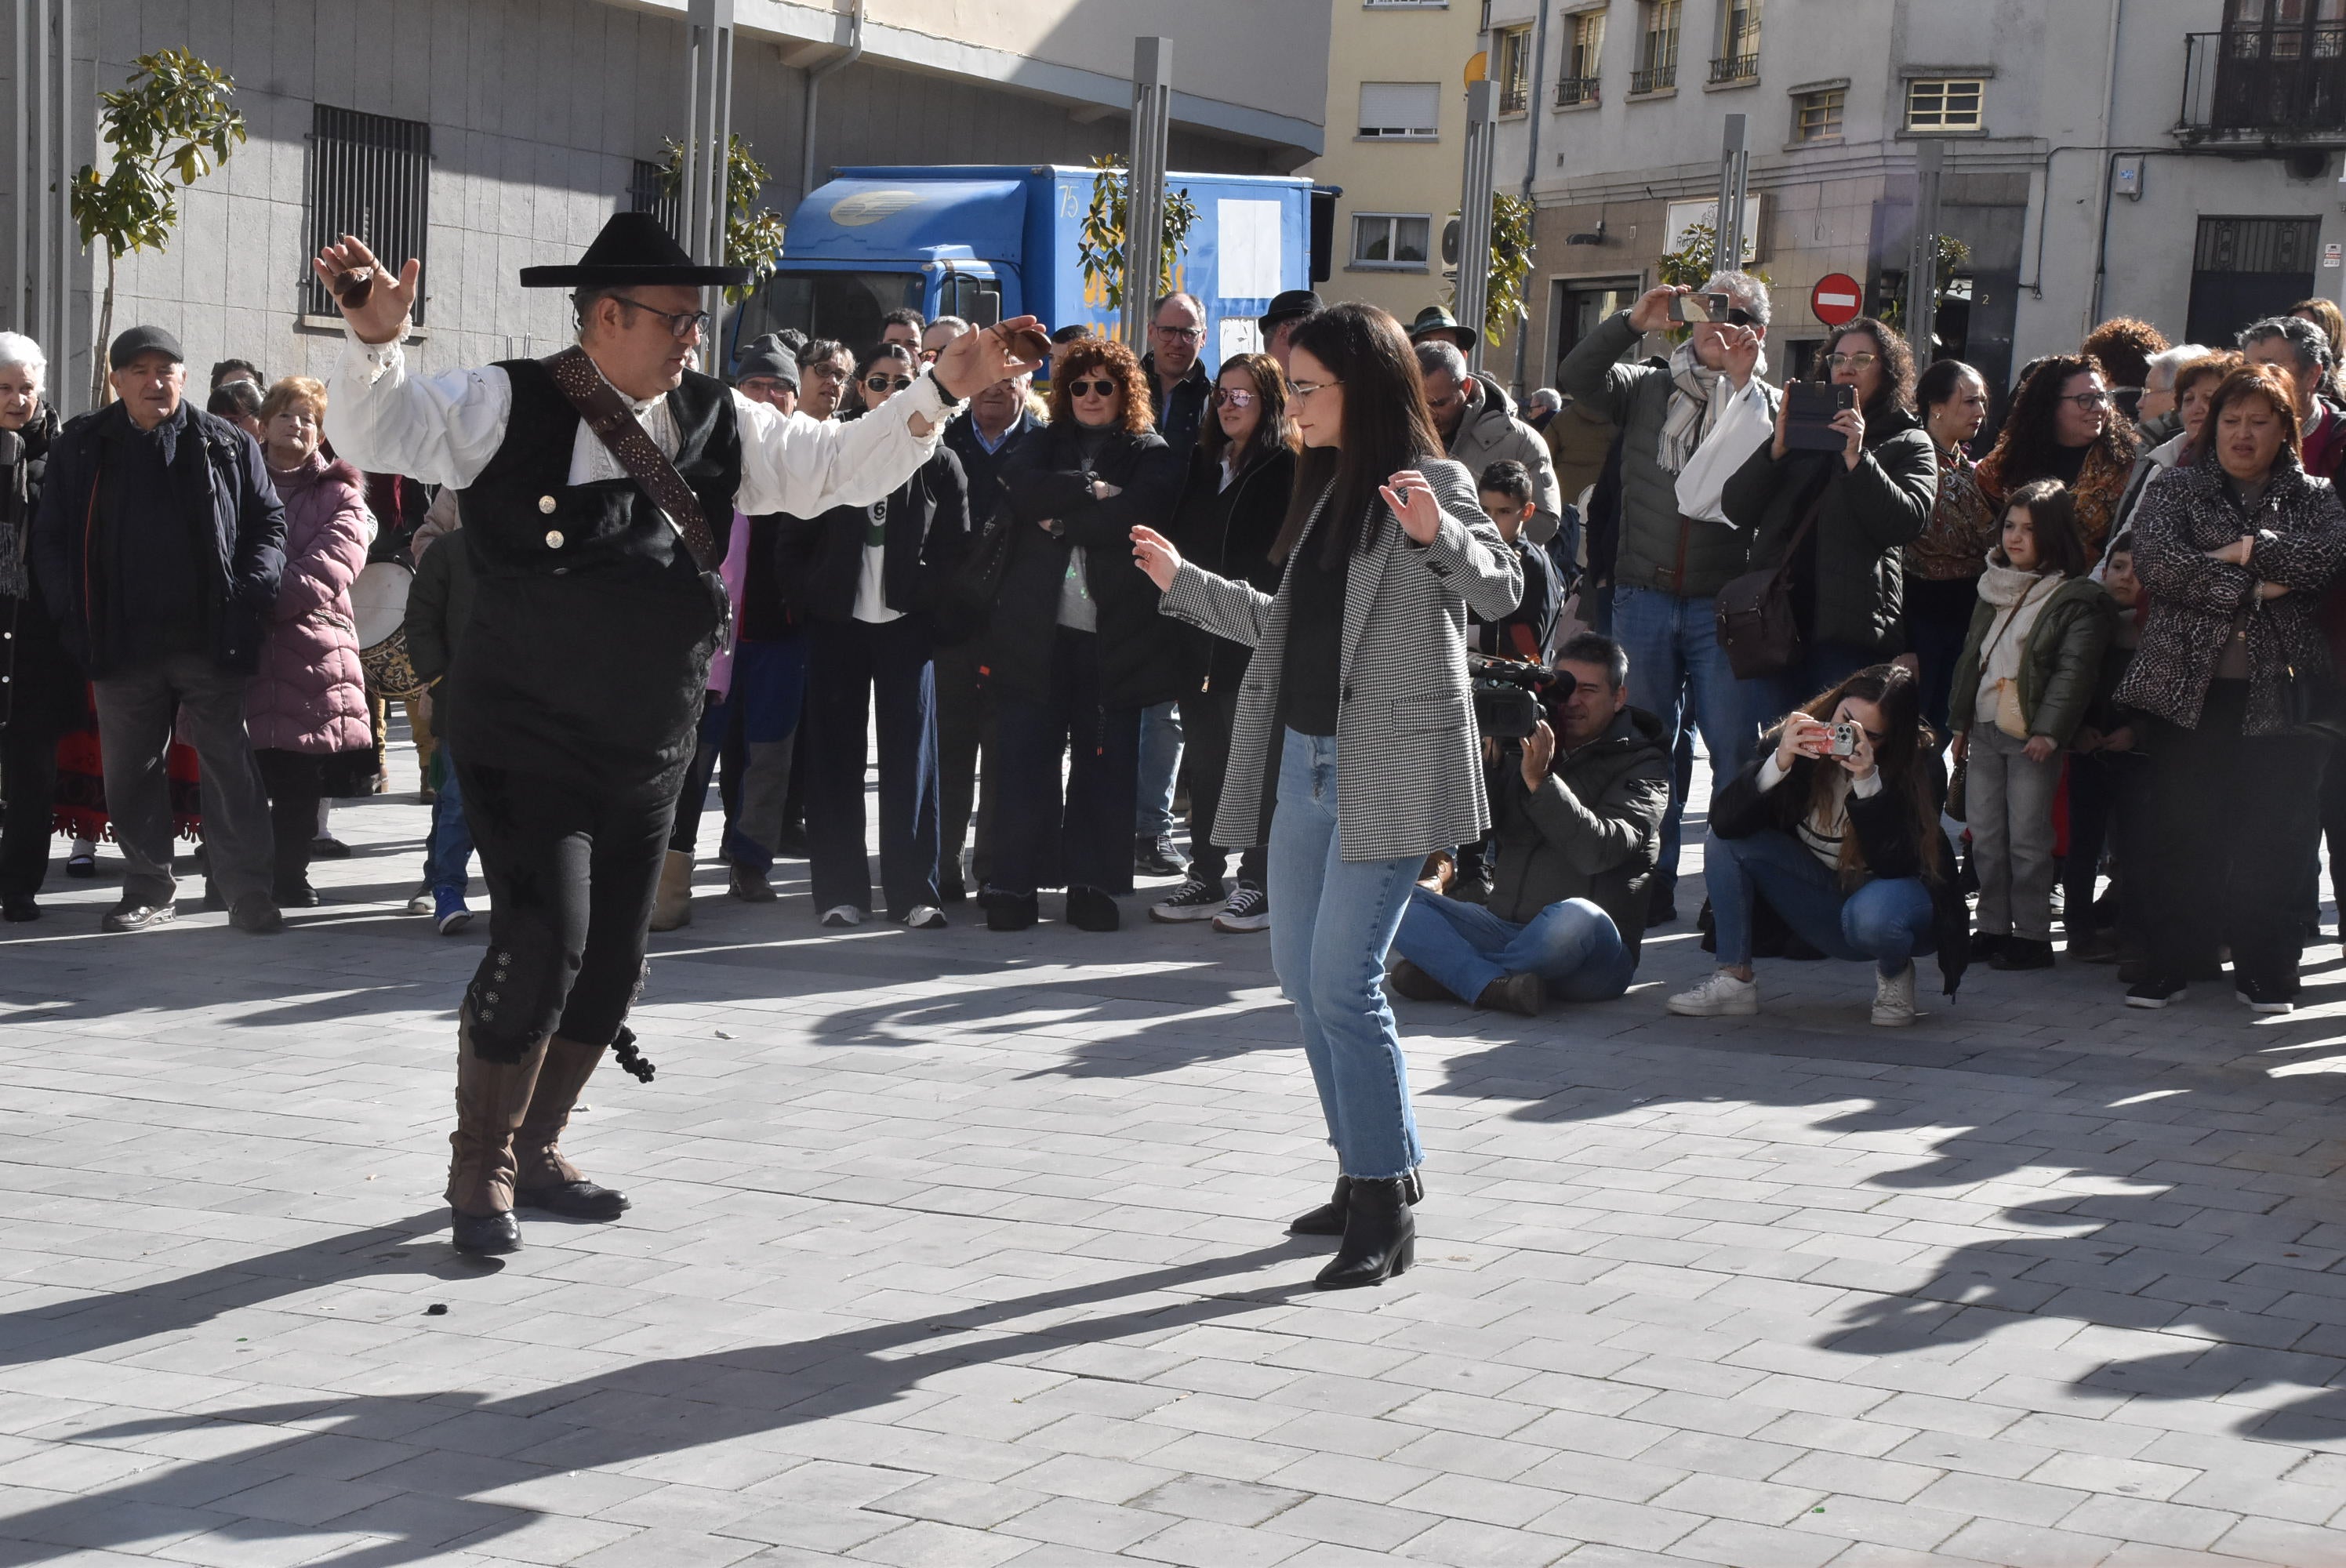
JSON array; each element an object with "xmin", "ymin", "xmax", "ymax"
[
  {"xmin": 231, "ymin": 893, "xmax": 285, "ymax": 934},
  {"xmin": 1289, "ymin": 1170, "xmax": 1425, "ymax": 1236},
  {"xmin": 1135, "ymin": 833, "xmax": 1189, "ymax": 877},
  {"xmin": 1970, "ymin": 931, "xmax": 2008, "ymax": 962},
  {"xmin": 775, "ymin": 822, "xmax": 808, "ymax": 857},
  {"xmin": 938, "ymin": 868, "xmax": 968, "ymax": 905},
  {"xmin": 2, "ymin": 894, "xmax": 38, "ymax": 923},
  {"xmin": 450, "ymin": 1207, "xmax": 521, "ymax": 1254},
  {"xmin": 1475, "ymin": 972, "xmax": 1545, "ymax": 1017},
  {"xmin": 2237, "ymin": 975, "xmax": 2297, "ymax": 1014},
  {"xmin": 310, "ymin": 836, "xmax": 353, "ymax": 859},
  {"xmin": 275, "ymin": 884, "xmax": 322, "ymax": 909},
  {"xmin": 515, "ymin": 1178, "xmax": 630, "ymax": 1220},
  {"xmin": 1067, "ymin": 886, "xmax": 1120, "ymax": 931},
  {"xmin": 1385, "ymin": 959, "xmax": 1451, "ymax": 1003},
  {"xmin": 65, "ymin": 851, "xmax": 96, "ymax": 879},
  {"xmin": 1315, "ymin": 1177, "xmax": 1416, "ymax": 1290},
  {"xmin": 984, "ymin": 891, "xmax": 1038, "ymax": 931},
  {"xmin": 1645, "ymin": 902, "xmax": 1679, "ymax": 931},
  {"xmin": 2126, "ymin": 973, "xmax": 2188, "ymax": 1009},
  {"xmin": 2068, "ymin": 927, "xmax": 2121, "ymax": 964},
  {"xmin": 101, "ymin": 901, "xmax": 175, "ymax": 933},
  {"xmin": 1990, "ymin": 937, "xmax": 2054, "ymax": 971}
]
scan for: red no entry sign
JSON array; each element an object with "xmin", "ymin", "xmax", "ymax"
[{"xmin": 1811, "ymin": 273, "xmax": 1863, "ymax": 328}]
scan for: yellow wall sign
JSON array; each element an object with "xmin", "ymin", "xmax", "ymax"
[{"xmin": 1465, "ymin": 51, "xmax": 1487, "ymax": 85}]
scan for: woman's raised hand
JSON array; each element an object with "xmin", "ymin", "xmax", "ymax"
[
  {"xmin": 1131, "ymin": 525, "xmax": 1182, "ymax": 592},
  {"xmin": 1777, "ymin": 713, "xmax": 1833, "ymax": 771},
  {"xmin": 1381, "ymin": 470, "xmax": 1443, "ymax": 544}
]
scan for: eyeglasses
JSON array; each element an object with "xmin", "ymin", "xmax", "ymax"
[
  {"xmin": 1153, "ymin": 324, "xmax": 1204, "ymax": 343},
  {"xmin": 1212, "ymin": 388, "xmax": 1258, "ymax": 409},
  {"xmin": 2059, "ymin": 390, "xmax": 2112, "ymax": 410},
  {"xmin": 1291, "ymin": 379, "xmax": 1343, "ymax": 399},
  {"xmin": 807, "ymin": 362, "xmax": 849, "ymax": 381},
  {"xmin": 1825, "ymin": 352, "xmax": 1878, "ymax": 370},
  {"xmin": 610, "ymin": 296, "xmax": 711, "ymax": 340},
  {"xmin": 864, "ymin": 374, "xmax": 913, "ymax": 394},
  {"xmin": 1066, "ymin": 378, "xmax": 1118, "ymax": 398}
]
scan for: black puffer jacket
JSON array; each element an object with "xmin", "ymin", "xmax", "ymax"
[
  {"xmin": 1711, "ymin": 738, "xmax": 1970, "ymax": 997},
  {"xmin": 984, "ymin": 421, "xmax": 1181, "ymax": 706},
  {"xmin": 0, "ymin": 405, "xmax": 81, "ymax": 733},
  {"xmin": 774, "ymin": 446, "xmax": 971, "ymax": 629},
  {"xmin": 1164, "ymin": 441, "xmax": 1295, "ymax": 695},
  {"xmin": 1723, "ymin": 403, "xmax": 1939, "ymax": 651},
  {"xmin": 1487, "ymin": 704, "xmax": 1670, "ymax": 964}
]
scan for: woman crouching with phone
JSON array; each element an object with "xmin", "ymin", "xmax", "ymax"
[
  {"xmin": 1129, "ymin": 303, "xmax": 1522, "ymax": 1289},
  {"xmin": 1668, "ymin": 662, "xmax": 1967, "ymax": 1026}
]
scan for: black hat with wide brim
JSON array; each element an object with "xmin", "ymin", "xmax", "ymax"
[{"xmin": 518, "ymin": 211, "xmax": 752, "ymax": 289}]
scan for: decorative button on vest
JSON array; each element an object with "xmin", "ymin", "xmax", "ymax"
[
  {"xmin": 545, "ymin": 530, "xmax": 565, "ymax": 549},
  {"xmin": 538, "ymin": 495, "xmax": 557, "ymax": 514}
]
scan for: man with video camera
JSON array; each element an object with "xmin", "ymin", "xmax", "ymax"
[{"xmin": 1387, "ymin": 633, "xmax": 1669, "ymax": 1015}]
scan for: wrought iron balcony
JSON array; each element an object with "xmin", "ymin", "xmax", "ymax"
[
  {"xmin": 1708, "ymin": 53, "xmax": 1759, "ymax": 85},
  {"xmin": 2180, "ymin": 27, "xmax": 2346, "ymax": 143},
  {"xmin": 1555, "ymin": 74, "xmax": 1600, "ymax": 107},
  {"xmin": 1629, "ymin": 60, "xmax": 1678, "ymax": 95}
]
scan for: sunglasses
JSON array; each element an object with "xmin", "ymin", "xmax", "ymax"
[
  {"xmin": 1211, "ymin": 388, "xmax": 1258, "ymax": 409},
  {"xmin": 864, "ymin": 374, "xmax": 913, "ymax": 394},
  {"xmin": 1066, "ymin": 378, "xmax": 1118, "ymax": 398}
]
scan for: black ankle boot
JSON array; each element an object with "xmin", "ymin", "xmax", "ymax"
[
  {"xmin": 1314, "ymin": 1177, "xmax": 1415, "ymax": 1289},
  {"xmin": 1288, "ymin": 1169, "xmax": 1422, "ymax": 1236}
]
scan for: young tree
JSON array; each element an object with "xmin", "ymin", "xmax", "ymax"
[
  {"xmin": 70, "ymin": 49, "xmax": 246, "ymax": 408},
  {"xmin": 1076, "ymin": 154, "xmax": 1199, "ymax": 317},
  {"xmin": 659, "ymin": 133, "xmax": 787, "ymax": 302},
  {"xmin": 1451, "ymin": 193, "xmax": 1537, "ymax": 346}
]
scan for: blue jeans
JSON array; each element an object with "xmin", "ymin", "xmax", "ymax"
[
  {"xmin": 1395, "ymin": 891, "xmax": 1635, "ymax": 1004},
  {"xmin": 1135, "ymin": 700, "xmax": 1184, "ymax": 837},
  {"xmin": 1610, "ymin": 586, "xmax": 1766, "ymax": 886},
  {"xmin": 1269, "ymin": 729, "xmax": 1424, "ymax": 1180},
  {"xmin": 428, "ymin": 746, "xmax": 475, "ymax": 898},
  {"xmin": 1708, "ymin": 828, "xmax": 1935, "ymax": 978}
]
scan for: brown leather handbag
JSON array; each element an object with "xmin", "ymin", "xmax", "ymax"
[{"xmin": 1713, "ymin": 488, "xmax": 1828, "ymax": 681}]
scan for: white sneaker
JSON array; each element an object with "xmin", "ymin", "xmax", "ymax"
[
  {"xmin": 819, "ymin": 904, "xmax": 863, "ymax": 928},
  {"xmin": 1872, "ymin": 964, "xmax": 1918, "ymax": 1027},
  {"xmin": 1667, "ymin": 971, "xmax": 1759, "ymax": 1017},
  {"xmin": 897, "ymin": 905, "xmax": 946, "ymax": 930}
]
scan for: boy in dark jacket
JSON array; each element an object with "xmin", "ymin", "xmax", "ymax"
[
  {"xmin": 406, "ymin": 505, "xmax": 478, "ymax": 933},
  {"xmin": 1389, "ymin": 633, "xmax": 1669, "ymax": 1015}
]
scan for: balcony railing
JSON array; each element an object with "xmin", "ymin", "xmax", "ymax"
[
  {"xmin": 1708, "ymin": 52, "xmax": 1759, "ymax": 84},
  {"xmin": 1555, "ymin": 74, "xmax": 1600, "ymax": 107},
  {"xmin": 2181, "ymin": 27, "xmax": 2346, "ymax": 142},
  {"xmin": 1629, "ymin": 60, "xmax": 1678, "ymax": 94}
]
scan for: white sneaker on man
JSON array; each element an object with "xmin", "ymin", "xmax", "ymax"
[
  {"xmin": 1667, "ymin": 971, "xmax": 1759, "ymax": 1017},
  {"xmin": 1872, "ymin": 964, "xmax": 1918, "ymax": 1027},
  {"xmin": 819, "ymin": 905, "xmax": 863, "ymax": 928}
]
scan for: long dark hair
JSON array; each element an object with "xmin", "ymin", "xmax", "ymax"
[
  {"xmin": 1999, "ymin": 478, "xmax": 2089, "ymax": 579},
  {"xmin": 1830, "ymin": 317, "xmax": 1916, "ymax": 420},
  {"xmin": 1273, "ymin": 303, "xmax": 1441, "ymax": 568},
  {"xmin": 1202, "ymin": 352, "xmax": 1298, "ymax": 470},
  {"xmin": 1982, "ymin": 353, "xmax": 2139, "ymax": 490},
  {"xmin": 1778, "ymin": 662, "xmax": 1943, "ymax": 884}
]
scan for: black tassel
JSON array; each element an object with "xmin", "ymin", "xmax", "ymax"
[{"xmin": 612, "ymin": 1025, "xmax": 656, "ymax": 1083}]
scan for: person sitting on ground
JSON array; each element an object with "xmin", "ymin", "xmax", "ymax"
[
  {"xmin": 1947, "ymin": 479, "xmax": 2115, "ymax": 972},
  {"xmin": 1389, "ymin": 632, "xmax": 1668, "ymax": 1016},
  {"xmin": 1668, "ymin": 662, "xmax": 1967, "ymax": 1027}
]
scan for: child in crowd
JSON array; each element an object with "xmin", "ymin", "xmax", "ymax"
[
  {"xmin": 1948, "ymin": 478, "xmax": 2116, "ymax": 971},
  {"xmin": 2064, "ymin": 531, "xmax": 2148, "ymax": 965}
]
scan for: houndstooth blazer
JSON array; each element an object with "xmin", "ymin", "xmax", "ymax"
[{"xmin": 1158, "ymin": 456, "xmax": 1523, "ymax": 862}]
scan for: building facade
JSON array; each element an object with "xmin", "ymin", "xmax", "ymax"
[
  {"xmin": 1484, "ymin": 0, "xmax": 2346, "ymax": 403},
  {"xmin": 1305, "ymin": 0, "xmax": 1485, "ymax": 328},
  {"xmin": 4, "ymin": 0, "xmax": 1330, "ymax": 412}
]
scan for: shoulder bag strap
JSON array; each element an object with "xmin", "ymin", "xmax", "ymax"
[{"xmin": 544, "ymin": 347, "xmax": 719, "ymax": 572}]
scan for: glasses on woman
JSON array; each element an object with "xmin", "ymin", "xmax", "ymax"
[
  {"xmin": 2059, "ymin": 390, "xmax": 2112, "ymax": 410},
  {"xmin": 864, "ymin": 373, "xmax": 913, "ymax": 394},
  {"xmin": 1825, "ymin": 352, "xmax": 1878, "ymax": 370},
  {"xmin": 1066, "ymin": 378, "xmax": 1117, "ymax": 398},
  {"xmin": 611, "ymin": 296, "xmax": 712, "ymax": 340},
  {"xmin": 1291, "ymin": 379, "xmax": 1343, "ymax": 399},
  {"xmin": 1211, "ymin": 388, "xmax": 1258, "ymax": 409}
]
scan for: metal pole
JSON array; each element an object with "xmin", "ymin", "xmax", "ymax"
[
  {"xmin": 30, "ymin": 0, "xmax": 48, "ymax": 374},
  {"xmin": 1907, "ymin": 137, "xmax": 1945, "ymax": 361},
  {"xmin": 1714, "ymin": 113, "xmax": 1748, "ymax": 275},
  {"xmin": 1455, "ymin": 80, "xmax": 1496, "ymax": 376},
  {"xmin": 682, "ymin": 0, "xmax": 733, "ymax": 370},
  {"xmin": 1509, "ymin": 0, "xmax": 1552, "ymax": 397},
  {"xmin": 53, "ymin": 0, "xmax": 71, "ymax": 408},
  {"xmin": 1120, "ymin": 36, "xmax": 1171, "ymax": 350}
]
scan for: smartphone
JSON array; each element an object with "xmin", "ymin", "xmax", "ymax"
[
  {"xmin": 1669, "ymin": 291, "xmax": 1732, "ymax": 325},
  {"xmin": 1785, "ymin": 379, "xmax": 1858, "ymax": 452},
  {"xmin": 1829, "ymin": 721, "xmax": 1861, "ymax": 757}
]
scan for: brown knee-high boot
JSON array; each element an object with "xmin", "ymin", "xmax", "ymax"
[
  {"xmin": 446, "ymin": 1012, "xmax": 550, "ymax": 1254},
  {"xmin": 513, "ymin": 1036, "xmax": 630, "ymax": 1219}
]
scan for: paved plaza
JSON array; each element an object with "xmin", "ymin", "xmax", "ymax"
[{"xmin": 11, "ymin": 740, "xmax": 2346, "ymax": 1568}]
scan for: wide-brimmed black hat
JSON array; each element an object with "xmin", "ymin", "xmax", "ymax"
[{"xmin": 518, "ymin": 211, "xmax": 751, "ymax": 289}]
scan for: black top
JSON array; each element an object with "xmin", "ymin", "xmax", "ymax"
[
  {"xmin": 97, "ymin": 405, "xmax": 209, "ymax": 662},
  {"xmin": 1280, "ymin": 546, "xmax": 1348, "ymax": 736},
  {"xmin": 739, "ymin": 514, "xmax": 794, "ymax": 641},
  {"xmin": 2046, "ymin": 441, "xmax": 2090, "ymax": 486}
]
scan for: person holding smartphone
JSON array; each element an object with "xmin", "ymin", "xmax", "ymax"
[{"xmin": 1667, "ymin": 662, "xmax": 1966, "ymax": 1027}]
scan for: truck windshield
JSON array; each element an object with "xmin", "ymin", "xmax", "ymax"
[{"xmin": 734, "ymin": 270, "xmax": 922, "ymax": 353}]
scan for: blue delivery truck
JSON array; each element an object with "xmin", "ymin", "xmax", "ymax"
[{"xmin": 728, "ymin": 164, "xmax": 1335, "ymax": 372}]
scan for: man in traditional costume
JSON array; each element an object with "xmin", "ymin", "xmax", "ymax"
[{"xmin": 314, "ymin": 216, "xmax": 1040, "ymax": 1253}]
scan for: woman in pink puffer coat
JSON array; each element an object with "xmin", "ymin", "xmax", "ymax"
[{"xmin": 246, "ymin": 376, "xmax": 376, "ymax": 906}]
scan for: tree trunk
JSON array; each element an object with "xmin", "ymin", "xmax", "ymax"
[{"xmin": 89, "ymin": 252, "xmax": 117, "ymax": 412}]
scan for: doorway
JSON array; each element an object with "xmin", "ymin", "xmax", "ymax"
[
  {"xmin": 1551, "ymin": 275, "xmax": 1643, "ymax": 389},
  {"xmin": 2186, "ymin": 215, "xmax": 2319, "ymax": 347}
]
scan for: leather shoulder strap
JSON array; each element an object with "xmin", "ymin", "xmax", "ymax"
[{"xmin": 544, "ymin": 346, "xmax": 719, "ymax": 571}]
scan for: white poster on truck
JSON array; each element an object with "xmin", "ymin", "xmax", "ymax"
[{"xmin": 1218, "ymin": 199, "xmax": 1284, "ymax": 300}]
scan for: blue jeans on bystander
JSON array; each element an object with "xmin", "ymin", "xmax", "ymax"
[
  {"xmin": 1707, "ymin": 828, "xmax": 1934, "ymax": 978},
  {"xmin": 1394, "ymin": 890, "xmax": 1635, "ymax": 1004},
  {"xmin": 1609, "ymin": 586, "xmax": 1767, "ymax": 888}
]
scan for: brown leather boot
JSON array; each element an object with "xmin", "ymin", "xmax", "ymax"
[
  {"xmin": 514, "ymin": 1036, "xmax": 630, "ymax": 1220},
  {"xmin": 445, "ymin": 1014, "xmax": 550, "ymax": 1254},
  {"xmin": 649, "ymin": 850, "xmax": 694, "ymax": 931}
]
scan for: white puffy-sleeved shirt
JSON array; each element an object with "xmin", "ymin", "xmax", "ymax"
[{"xmin": 321, "ymin": 330, "xmax": 957, "ymax": 517}]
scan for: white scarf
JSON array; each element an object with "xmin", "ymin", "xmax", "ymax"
[
  {"xmin": 1657, "ymin": 341, "xmax": 1722, "ymax": 474},
  {"xmin": 1974, "ymin": 554, "xmax": 2062, "ymax": 738}
]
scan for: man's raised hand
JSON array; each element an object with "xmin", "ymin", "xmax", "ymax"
[
  {"xmin": 309, "ymin": 234, "xmax": 420, "ymax": 347},
  {"xmin": 931, "ymin": 316, "xmax": 1047, "ymax": 401}
]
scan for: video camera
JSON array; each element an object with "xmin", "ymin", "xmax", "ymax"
[{"xmin": 1469, "ymin": 655, "xmax": 1564, "ymax": 741}]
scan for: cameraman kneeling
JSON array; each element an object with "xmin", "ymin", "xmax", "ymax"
[{"xmin": 1389, "ymin": 634, "xmax": 1669, "ymax": 1015}]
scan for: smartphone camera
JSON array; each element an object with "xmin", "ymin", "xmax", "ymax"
[
  {"xmin": 1670, "ymin": 291, "xmax": 1732, "ymax": 325},
  {"xmin": 1829, "ymin": 721, "xmax": 1861, "ymax": 757}
]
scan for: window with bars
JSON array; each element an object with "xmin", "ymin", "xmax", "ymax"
[
  {"xmin": 630, "ymin": 158, "xmax": 681, "ymax": 239},
  {"xmin": 1495, "ymin": 25, "xmax": 1534, "ymax": 114},
  {"xmin": 1633, "ymin": 0, "xmax": 1682, "ymax": 92},
  {"xmin": 1710, "ymin": 0, "xmax": 1760, "ymax": 82},
  {"xmin": 1793, "ymin": 86, "xmax": 1845, "ymax": 141},
  {"xmin": 1359, "ymin": 81, "xmax": 1442, "ymax": 137},
  {"xmin": 302, "ymin": 106, "xmax": 431, "ymax": 322},
  {"xmin": 1558, "ymin": 9, "xmax": 1605, "ymax": 103},
  {"xmin": 1905, "ymin": 78, "xmax": 1984, "ymax": 129},
  {"xmin": 1350, "ymin": 213, "xmax": 1432, "ymax": 268}
]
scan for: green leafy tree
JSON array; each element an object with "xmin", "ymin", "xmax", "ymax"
[
  {"xmin": 1077, "ymin": 154, "xmax": 1200, "ymax": 317},
  {"xmin": 1658, "ymin": 217, "xmax": 1764, "ymax": 289},
  {"xmin": 70, "ymin": 49, "xmax": 246, "ymax": 408},
  {"xmin": 1449, "ymin": 193, "xmax": 1536, "ymax": 346},
  {"xmin": 659, "ymin": 133, "xmax": 786, "ymax": 303}
]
